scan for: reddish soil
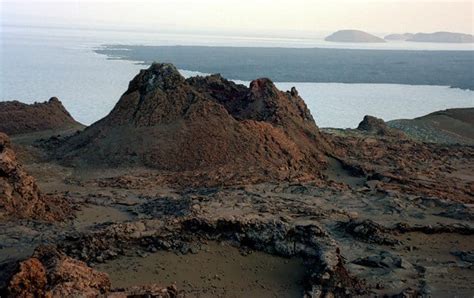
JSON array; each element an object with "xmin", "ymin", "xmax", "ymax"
[{"xmin": 0, "ymin": 97, "xmax": 82, "ymax": 135}]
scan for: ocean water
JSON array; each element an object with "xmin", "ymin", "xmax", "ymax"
[
  {"xmin": 1, "ymin": 25, "xmax": 473, "ymax": 128},
  {"xmin": 275, "ymin": 83, "xmax": 474, "ymax": 128}
]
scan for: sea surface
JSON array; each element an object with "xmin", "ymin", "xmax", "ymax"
[{"xmin": 1, "ymin": 25, "xmax": 473, "ymax": 128}]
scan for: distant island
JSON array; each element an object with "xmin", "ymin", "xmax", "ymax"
[
  {"xmin": 385, "ymin": 31, "xmax": 473, "ymax": 43},
  {"xmin": 325, "ymin": 30, "xmax": 386, "ymax": 43}
]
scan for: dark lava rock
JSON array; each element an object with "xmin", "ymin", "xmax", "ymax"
[
  {"xmin": 451, "ymin": 250, "xmax": 474, "ymax": 263},
  {"xmin": 342, "ymin": 219, "xmax": 399, "ymax": 245},
  {"xmin": 357, "ymin": 115, "xmax": 404, "ymax": 137},
  {"xmin": 133, "ymin": 196, "xmax": 191, "ymax": 219},
  {"xmin": 436, "ymin": 204, "xmax": 474, "ymax": 221},
  {"xmin": 353, "ymin": 251, "xmax": 411, "ymax": 269}
]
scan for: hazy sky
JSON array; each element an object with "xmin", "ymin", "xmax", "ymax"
[{"xmin": 1, "ymin": 0, "xmax": 473, "ymax": 36}]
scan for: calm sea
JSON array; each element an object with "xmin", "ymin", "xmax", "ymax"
[{"xmin": 1, "ymin": 25, "xmax": 473, "ymax": 128}]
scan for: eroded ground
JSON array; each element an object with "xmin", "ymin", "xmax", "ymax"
[{"xmin": 1, "ymin": 129, "xmax": 473, "ymax": 297}]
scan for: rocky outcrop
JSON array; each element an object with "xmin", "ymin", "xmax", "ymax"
[
  {"xmin": 56, "ymin": 63, "xmax": 331, "ymax": 185},
  {"xmin": 325, "ymin": 30, "xmax": 386, "ymax": 43},
  {"xmin": 357, "ymin": 115, "xmax": 390, "ymax": 133},
  {"xmin": 4, "ymin": 245, "xmax": 179, "ymax": 298},
  {"xmin": 0, "ymin": 97, "xmax": 82, "ymax": 135},
  {"xmin": 357, "ymin": 115, "xmax": 405, "ymax": 137},
  {"xmin": 0, "ymin": 133, "xmax": 70, "ymax": 221},
  {"xmin": 6, "ymin": 245, "xmax": 110, "ymax": 297},
  {"xmin": 342, "ymin": 219, "xmax": 398, "ymax": 245},
  {"xmin": 6, "ymin": 258, "xmax": 47, "ymax": 297}
]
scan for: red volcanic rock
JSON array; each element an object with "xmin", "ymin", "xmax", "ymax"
[
  {"xmin": 0, "ymin": 133, "xmax": 71, "ymax": 221},
  {"xmin": 57, "ymin": 63, "xmax": 331, "ymax": 185},
  {"xmin": 7, "ymin": 258, "xmax": 48, "ymax": 298},
  {"xmin": 5, "ymin": 246, "xmax": 179, "ymax": 297},
  {"xmin": 6, "ymin": 245, "xmax": 111, "ymax": 297},
  {"xmin": 0, "ymin": 97, "xmax": 81, "ymax": 135}
]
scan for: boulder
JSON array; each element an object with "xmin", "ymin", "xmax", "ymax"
[
  {"xmin": 6, "ymin": 245, "xmax": 110, "ymax": 297},
  {"xmin": 4, "ymin": 245, "xmax": 180, "ymax": 297},
  {"xmin": 0, "ymin": 132, "xmax": 71, "ymax": 221},
  {"xmin": 357, "ymin": 115, "xmax": 404, "ymax": 137}
]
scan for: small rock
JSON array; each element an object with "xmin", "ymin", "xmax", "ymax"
[
  {"xmin": 397, "ymin": 258, "xmax": 413, "ymax": 269},
  {"xmin": 190, "ymin": 245, "xmax": 200, "ymax": 254},
  {"xmin": 137, "ymin": 251, "xmax": 148, "ymax": 258},
  {"xmin": 451, "ymin": 250, "xmax": 474, "ymax": 263},
  {"xmin": 180, "ymin": 243, "xmax": 191, "ymax": 255},
  {"xmin": 321, "ymin": 272, "xmax": 331, "ymax": 280}
]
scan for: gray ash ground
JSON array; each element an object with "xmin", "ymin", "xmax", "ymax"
[{"xmin": 96, "ymin": 241, "xmax": 307, "ymax": 297}]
